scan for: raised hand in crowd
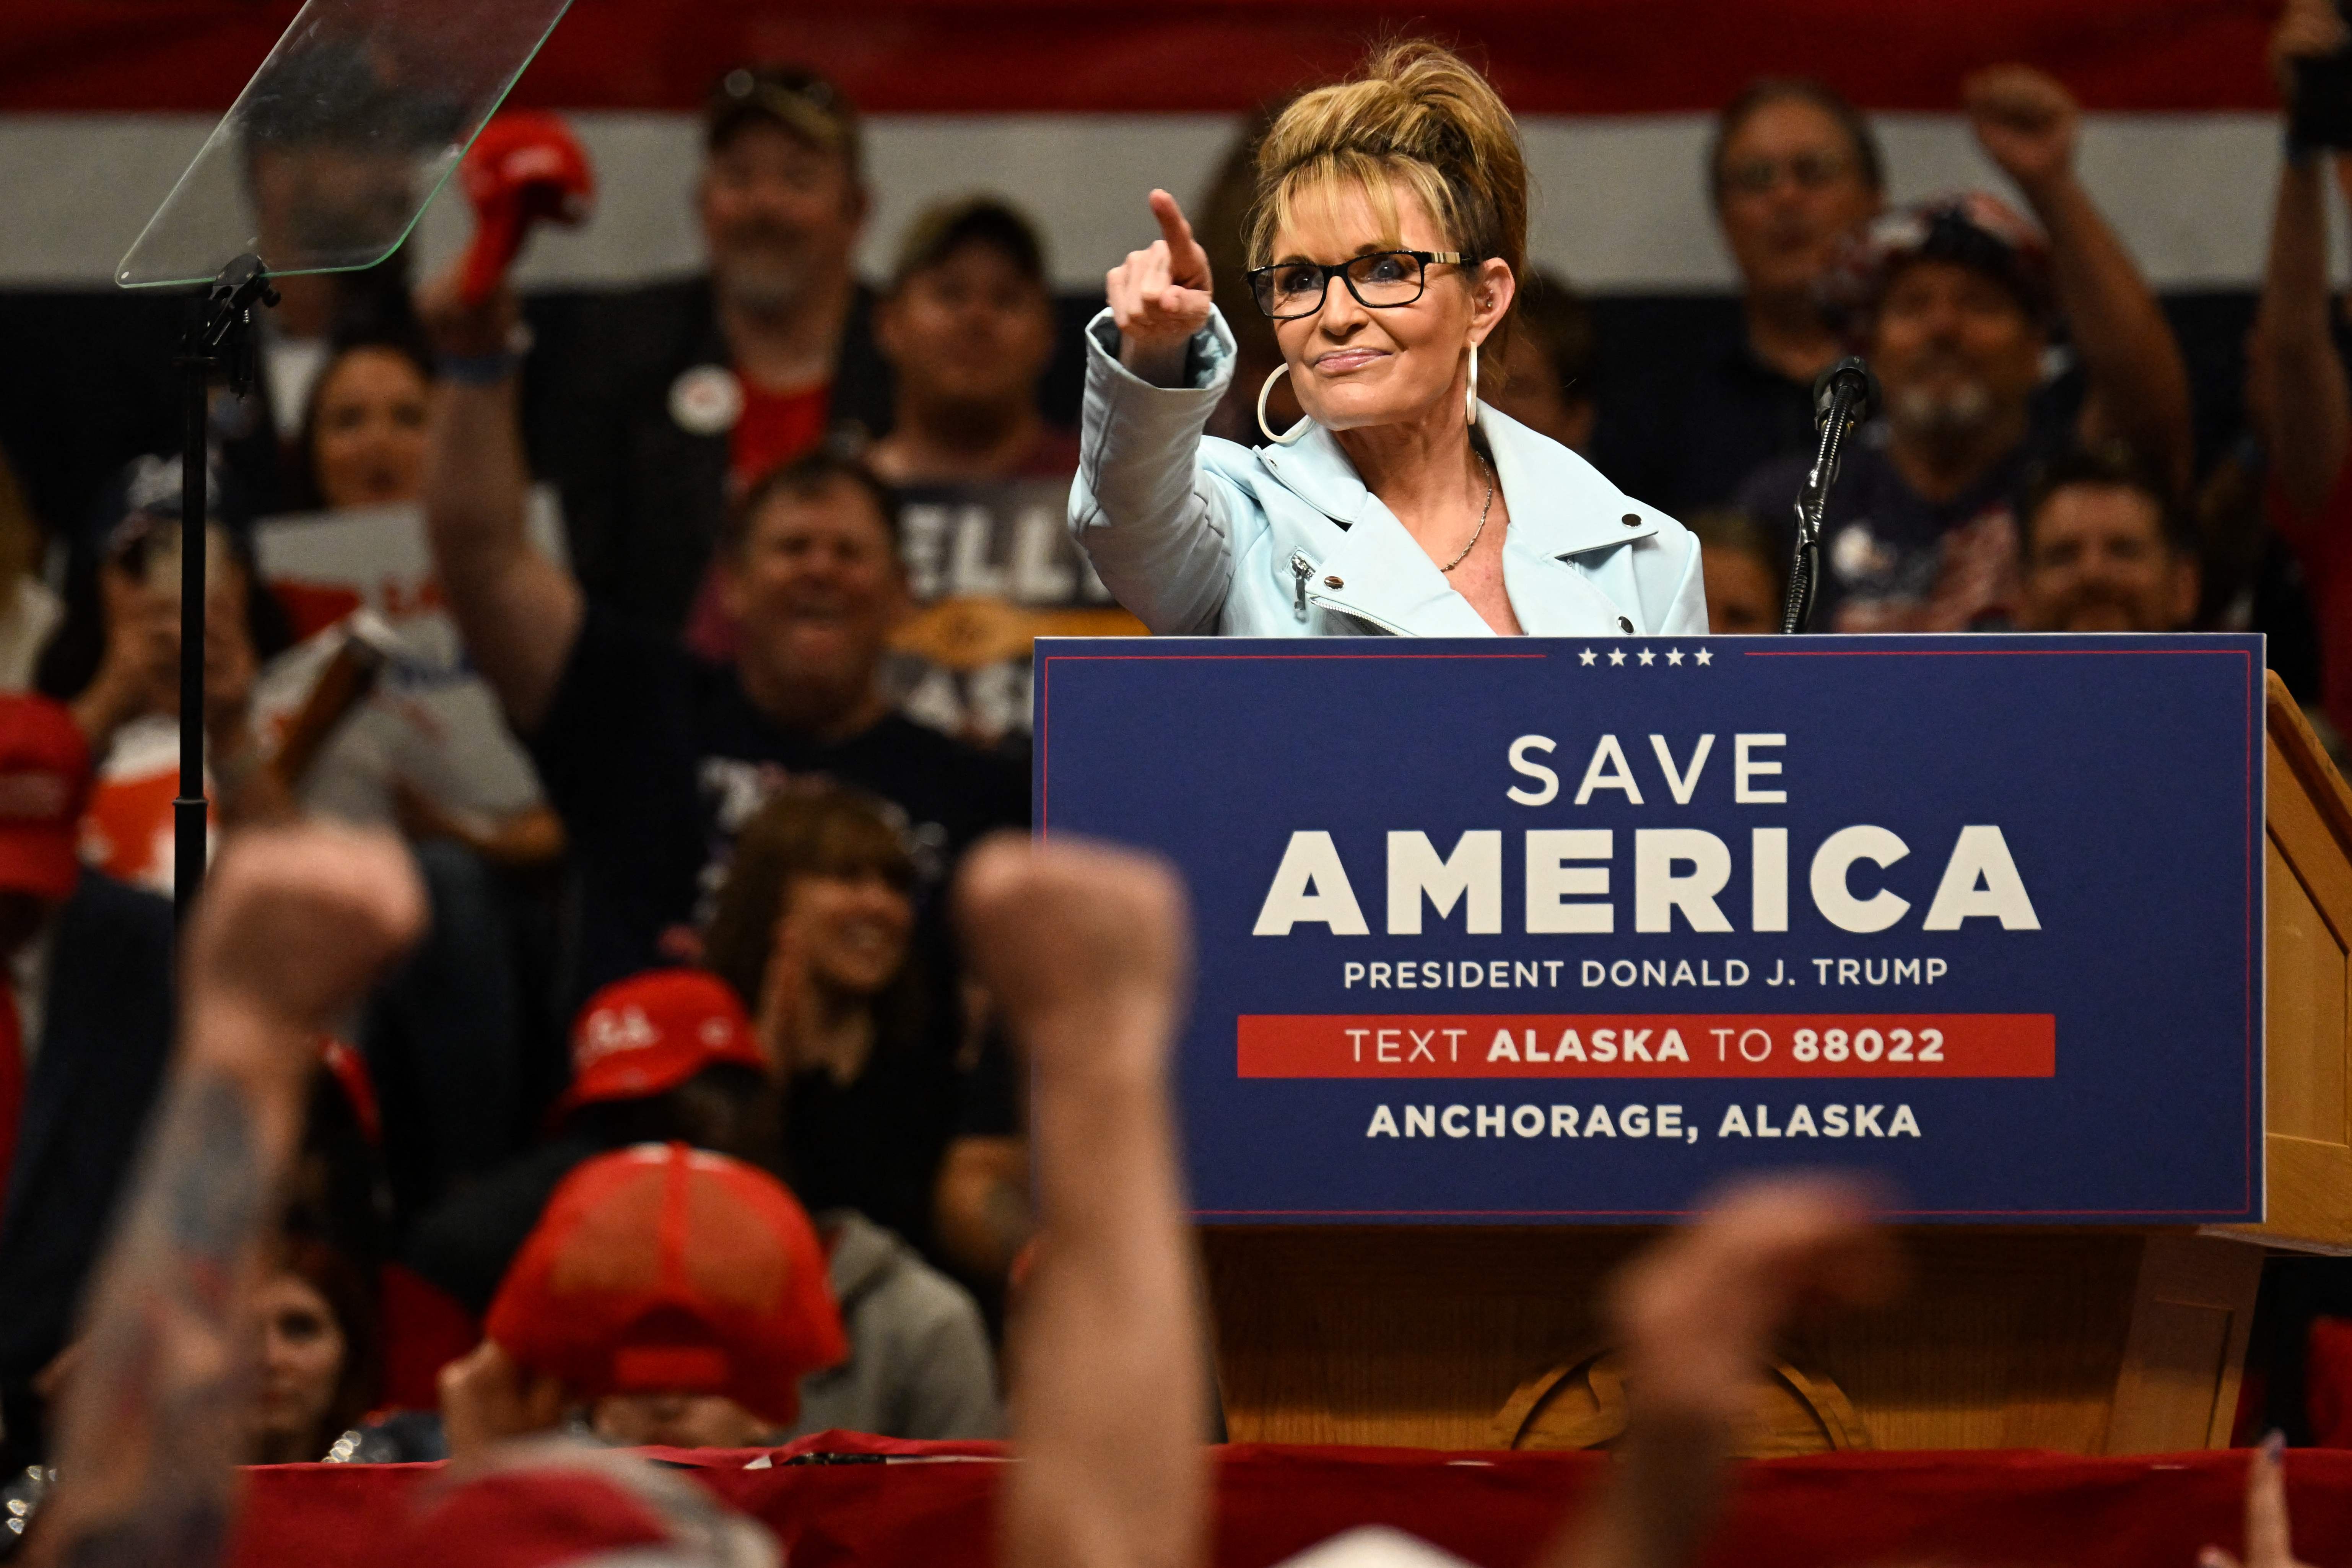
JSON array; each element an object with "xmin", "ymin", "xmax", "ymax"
[
  {"xmin": 1964, "ymin": 64, "xmax": 2194, "ymax": 491},
  {"xmin": 31, "ymin": 826, "xmax": 424, "ymax": 1568},
  {"xmin": 2202, "ymin": 1435, "xmax": 2316, "ymax": 1568},
  {"xmin": 2256, "ymin": 0, "xmax": 2352, "ymax": 517},
  {"xmin": 1965, "ymin": 65, "xmax": 2082, "ymax": 196},
  {"xmin": 1543, "ymin": 1176, "xmax": 1899, "ymax": 1568},
  {"xmin": 2272, "ymin": 0, "xmax": 2351, "ymax": 91},
  {"xmin": 414, "ymin": 264, "xmax": 582, "ymax": 736},
  {"xmin": 1109, "ymin": 189, "xmax": 1217, "ymax": 387},
  {"xmin": 955, "ymin": 836, "xmax": 1207, "ymax": 1568}
]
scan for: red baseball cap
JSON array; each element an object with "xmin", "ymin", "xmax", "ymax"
[
  {"xmin": 485, "ymin": 1143, "xmax": 847, "ymax": 1427},
  {"xmin": 0, "ymin": 696, "xmax": 90, "ymax": 901},
  {"xmin": 553, "ymin": 970, "xmax": 768, "ymax": 1121}
]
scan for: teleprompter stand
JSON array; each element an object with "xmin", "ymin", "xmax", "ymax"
[{"xmin": 169, "ymin": 255, "xmax": 277, "ymax": 919}]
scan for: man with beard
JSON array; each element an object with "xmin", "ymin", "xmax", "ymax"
[
  {"xmin": 2015, "ymin": 445, "xmax": 2199, "ymax": 632},
  {"xmin": 1735, "ymin": 67, "xmax": 2192, "ymax": 632},
  {"xmin": 522, "ymin": 67, "xmax": 894, "ymax": 644}
]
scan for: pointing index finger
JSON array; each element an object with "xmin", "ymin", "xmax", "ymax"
[{"xmin": 1149, "ymin": 188, "xmax": 1203, "ymax": 263}]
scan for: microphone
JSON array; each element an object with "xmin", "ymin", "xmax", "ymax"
[
  {"xmin": 1812, "ymin": 355, "xmax": 1881, "ymax": 435},
  {"xmin": 1782, "ymin": 355, "xmax": 1879, "ymax": 635}
]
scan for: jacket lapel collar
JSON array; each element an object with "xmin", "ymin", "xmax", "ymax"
[
  {"xmin": 1478, "ymin": 407, "xmax": 1658, "ymax": 559},
  {"xmin": 1263, "ymin": 427, "xmax": 1492, "ymax": 637},
  {"xmin": 1260, "ymin": 409, "xmax": 1664, "ymax": 637}
]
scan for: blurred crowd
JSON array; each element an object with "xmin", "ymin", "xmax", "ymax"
[{"xmin": 2, "ymin": 0, "xmax": 2352, "ymax": 1519}]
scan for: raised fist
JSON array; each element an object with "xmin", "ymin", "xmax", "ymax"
[
  {"xmin": 1965, "ymin": 65, "xmax": 2082, "ymax": 195},
  {"xmin": 954, "ymin": 835, "xmax": 1191, "ymax": 1076},
  {"xmin": 186, "ymin": 825, "xmax": 427, "ymax": 1044},
  {"xmin": 1608, "ymin": 1174, "xmax": 1900, "ymax": 1424}
]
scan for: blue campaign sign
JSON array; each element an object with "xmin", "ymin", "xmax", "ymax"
[{"xmin": 1033, "ymin": 634, "xmax": 2265, "ymax": 1223}]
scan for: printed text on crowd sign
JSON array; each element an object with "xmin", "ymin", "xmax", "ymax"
[{"xmin": 1033, "ymin": 636, "xmax": 2264, "ymax": 1222}]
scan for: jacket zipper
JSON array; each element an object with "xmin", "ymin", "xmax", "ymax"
[{"xmin": 1288, "ymin": 551, "xmax": 1313, "ymax": 621}]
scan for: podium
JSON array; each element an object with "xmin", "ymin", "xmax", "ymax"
[{"xmin": 1200, "ymin": 672, "xmax": 2352, "ymax": 1456}]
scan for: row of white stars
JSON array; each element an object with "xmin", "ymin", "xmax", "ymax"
[{"xmin": 1578, "ymin": 646, "xmax": 1714, "ymax": 667}]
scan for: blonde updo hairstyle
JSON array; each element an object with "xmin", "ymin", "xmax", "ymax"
[{"xmin": 1244, "ymin": 41, "xmax": 1527, "ymax": 373}]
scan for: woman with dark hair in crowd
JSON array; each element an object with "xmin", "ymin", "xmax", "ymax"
[
  {"xmin": 287, "ymin": 335, "xmax": 435, "ymax": 514},
  {"xmin": 1076, "ymin": 39, "xmax": 1703, "ymax": 640},
  {"xmin": 701, "ymin": 784, "xmax": 973, "ymax": 1258},
  {"xmin": 249, "ymin": 1233, "xmax": 382, "ymax": 1465}
]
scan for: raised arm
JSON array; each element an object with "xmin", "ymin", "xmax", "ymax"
[
  {"xmin": 956, "ymin": 837, "xmax": 1205, "ymax": 1568},
  {"xmin": 1072, "ymin": 190, "xmax": 1248, "ymax": 635},
  {"xmin": 1539, "ymin": 1177, "xmax": 1897, "ymax": 1568},
  {"xmin": 2257, "ymin": 0, "xmax": 2352, "ymax": 516},
  {"xmin": 416, "ymin": 275, "xmax": 583, "ymax": 735},
  {"xmin": 33, "ymin": 827, "xmax": 424, "ymax": 1568},
  {"xmin": 1967, "ymin": 66, "xmax": 2194, "ymax": 494}
]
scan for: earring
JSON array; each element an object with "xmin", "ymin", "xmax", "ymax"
[
  {"xmin": 1257, "ymin": 363, "xmax": 1310, "ymax": 446},
  {"xmin": 1465, "ymin": 340, "xmax": 1480, "ymax": 428}
]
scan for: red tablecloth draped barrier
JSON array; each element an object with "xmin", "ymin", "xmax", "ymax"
[
  {"xmin": 0, "ymin": 2, "xmax": 2279, "ymax": 116},
  {"xmin": 226, "ymin": 1434, "xmax": 2352, "ymax": 1568}
]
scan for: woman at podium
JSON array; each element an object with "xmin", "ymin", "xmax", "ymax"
[{"xmin": 1069, "ymin": 42, "xmax": 1706, "ymax": 639}]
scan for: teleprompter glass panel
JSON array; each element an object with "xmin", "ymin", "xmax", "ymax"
[{"xmin": 117, "ymin": 0, "xmax": 573, "ymax": 288}]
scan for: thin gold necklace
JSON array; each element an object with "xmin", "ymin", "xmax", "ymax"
[{"xmin": 1440, "ymin": 451, "xmax": 1496, "ymax": 573}]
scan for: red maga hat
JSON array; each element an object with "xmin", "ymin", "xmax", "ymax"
[
  {"xmin": 485, "ymin": 1143, "xmax": 846, "ymax": 1427},
  {"xmin": 553, "ymin": 969, "xmax": 768, "ymax": 1121},
  {"xmin": 0, "ymin": 696, "xmax": 91, "ymax": 902}
]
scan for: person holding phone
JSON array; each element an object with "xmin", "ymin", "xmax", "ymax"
[{"xmin": 1071, "ymin": 40, "xmax": 1705, "ymax": 640}]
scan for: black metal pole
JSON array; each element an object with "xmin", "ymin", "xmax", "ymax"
[
  {"xmin": 174, "ymin": 350, "xmax": 209, "ymax": 923},
  {"xmin": 171, "ymin": 255, "xmax": 274, "ymax": 924}
]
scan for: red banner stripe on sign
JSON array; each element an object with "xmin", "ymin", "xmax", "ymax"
[{"xmin": 1236, "ymin": 1015, "xmax": 2055, "ymax": 1079}]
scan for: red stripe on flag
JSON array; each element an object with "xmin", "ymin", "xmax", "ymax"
[
  {"xmin": 0, "ymin": 3, "xmax": 2278, "ymax": 115},
  {"xmin": 1236, "ymin": 1014, "xmax": 2056, "ymax": 1079}
]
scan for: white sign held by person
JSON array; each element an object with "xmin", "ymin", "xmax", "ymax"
[{"xmin": 250, "ymin": 488, "xmax": 568, "ymax": 826}]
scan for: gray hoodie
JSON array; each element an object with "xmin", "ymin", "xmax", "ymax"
[{"xmin": 792, "ymin": 1210, "xmax": 1002, "ymax": 1441}]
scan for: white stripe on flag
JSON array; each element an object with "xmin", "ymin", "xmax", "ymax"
[{"xmin": 2, "ymin": 111, "xmax": 2344, "ymax": 292}]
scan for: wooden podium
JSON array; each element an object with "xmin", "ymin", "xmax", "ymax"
[{"xmin": 1202, "ymin": 673, "xmax": 2352, "ymax": 1457}]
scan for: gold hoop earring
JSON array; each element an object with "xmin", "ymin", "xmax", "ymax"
[
  {"xmin": 1258, "ymin": 363, "xmax": 1309, "ymax": 446},
  {"xmin": 1466, "ymin": 341, "xmax": 1481, "ymax": 429}
]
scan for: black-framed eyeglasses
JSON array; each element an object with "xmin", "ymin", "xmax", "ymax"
[{"xmin": 1245, "ymin": 249, "xmax": 1470, "ymax": 320}]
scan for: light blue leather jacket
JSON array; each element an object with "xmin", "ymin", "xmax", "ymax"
[{"xmin": 1069, "ymin": 307, "xmax": 1709, "ymax": 638}]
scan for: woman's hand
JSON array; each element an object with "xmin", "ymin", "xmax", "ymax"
[{"xmin": 1108, "ymin": 189, "xmax": 1215, "ymax": 387}]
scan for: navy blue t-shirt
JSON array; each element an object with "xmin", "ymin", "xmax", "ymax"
[
  {"xmin": 527, "ymin": 605, "xmax": 1031, "ymax": 1000},
  {"xmin": 1733, "ymin": 381, "xmax": 2081, "ymax": 633},
  {"xmin": 1595, "ymin": 328, "xmax": 1818, "ymax": 519}
]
